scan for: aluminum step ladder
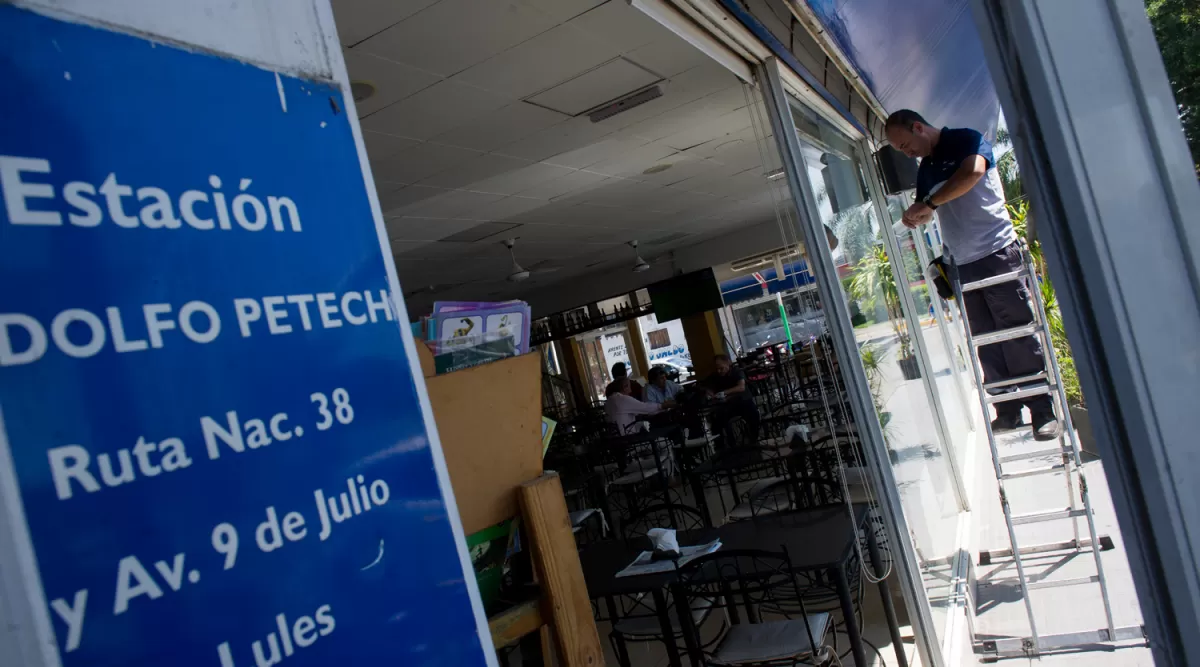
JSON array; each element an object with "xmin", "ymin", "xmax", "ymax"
[{"xmin": 953, "ymin": 245, "xmax": 1145, "ymax": 659}]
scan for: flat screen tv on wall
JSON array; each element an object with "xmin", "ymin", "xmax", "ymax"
[{"xmin": 647, "ymin": 268, "xmax": 724, "ymax": 321}]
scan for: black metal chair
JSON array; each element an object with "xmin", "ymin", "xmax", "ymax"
[
  {"xmin": 672, "ymin": 548, "xmax": 833, "ymax": 667},
  {"xmin": 690, "ymin": 447, "xmax": 791, "ymax": 524},
  {"xmin": 752, "ymin": 479, "xmax": 864, "ymax": 659},
  {"xmin": 605, "ymin": 503, "xmax": 713, "ymax": 667}
]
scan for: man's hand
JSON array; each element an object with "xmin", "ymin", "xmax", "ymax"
[{"xmin": 902, "ymin": 202, "xmax": 935, "ymax": 229}]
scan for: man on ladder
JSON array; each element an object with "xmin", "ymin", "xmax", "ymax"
[{"xmin": 885, "ymin": 109, "xmax": 1061, "ymax": 441}]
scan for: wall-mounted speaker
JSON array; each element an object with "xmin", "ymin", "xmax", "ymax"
[{"xmin": 874, "ymin": 145, "xmax": 919, "ymax": 194}]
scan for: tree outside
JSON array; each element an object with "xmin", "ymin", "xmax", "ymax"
[{"xmin": 1146, "ymin": 0, "xmax": 1199, "ymax": 174}]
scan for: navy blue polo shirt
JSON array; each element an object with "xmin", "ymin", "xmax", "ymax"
[{"xmin": 916, "ymin": 127, "xmax": 1016, "ymax": 264}]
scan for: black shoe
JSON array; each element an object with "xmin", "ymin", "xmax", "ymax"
[
  {"xmin": 991, "ymin": 413, "xmax": 1022, "ymax": 432},
  {"xmin": 1032, "ymin": 414, "xmax": 1062, "ymax": 441}
]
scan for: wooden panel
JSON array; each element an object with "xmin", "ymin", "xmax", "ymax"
[
  {"xmin": 519, "ymin": 473, "xmax": 604, "ymax": 667},
  {"xmin": 489, "ymin": 599, "xmax": 544, "ymax": 649},
  {"xmin": 426, "ymin": 353, "xmax": 543, "ymax": 534}
]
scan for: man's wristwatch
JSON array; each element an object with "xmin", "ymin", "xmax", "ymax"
[{"xmin": 921, "ymin": 193, "xmax": 938, "ymax": 209}]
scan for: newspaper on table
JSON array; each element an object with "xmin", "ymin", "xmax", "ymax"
[{"xmin": 615, "ymin": 539, "xmax": 722, "ymax": 578}]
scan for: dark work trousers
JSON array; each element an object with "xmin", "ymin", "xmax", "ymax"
[{"xmin": 956, "ymin": 244, "xmax": 1054, "ymax": 419}]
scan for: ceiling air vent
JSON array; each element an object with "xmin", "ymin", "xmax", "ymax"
[
  {"xmin": 730, "ymin": 244, "xmax": 804, "ymax": 272},
  {"xmin": 589, "ymin": 85, "xmax": 662, "ymax": 123}
]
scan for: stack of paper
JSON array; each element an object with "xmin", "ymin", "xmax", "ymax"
[{"xmin": 615, "ymin": 540, "xmax": 722, "ymax": 578}]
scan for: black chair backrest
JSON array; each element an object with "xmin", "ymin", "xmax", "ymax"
[
  {"xmin": 620, "ymin": 503, "xmax": 705, "ymax": 540},
  {"xmin": 671, "ymin": 547, "xmax": 821, "ymax": 663}
]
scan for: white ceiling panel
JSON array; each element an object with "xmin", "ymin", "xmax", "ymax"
[
  {"xmin": 361, "ymin": 79, "xmax": 509, "ymax": 140},
  {"xmin": 451, "ymin": 23, "xmax": 618, "ymax": 100},
  {"xmin": 417, "ymin": 153, "xmax": 534, "ymax": 190},
  {"xmin": 343, "ymin": 50, "xmax": 442, "ymax": 117},
  {"xmin": 584, "ymin": 143, "xmax": 681, "ymax": 178},
  {"xmin": 386, "ymin": 217, "xmax": 480, "ymax": 241},
  {"xmin": 395, "ymin": 189, "xmax": 506, "ymax": 218},
  {"xmin": 432, "ymin": 102, "xmax": 569, "ymax": 152},
  {"xmin": 514, "ymin": 168, "xmax": 611, "ymax": 200},
  {"xmin": 378, "ymin": 184, "xmax": 451, "ymax": 213},
  {"xmin": 526, "ymin": 58, "xmax": 660, "ymax": 116},
  {"xmin": 362, "ymin": 130, "xmax": 421, "ymax": 164},
  {"xmin": 624, "ymin": 36, "xmax": 709, "ymax": 79},
  {"xmin": 492, "ymin": 115, "xmax": 616, "ymax": 162},
  {"xmin": 541, "ymin": 136, "xmax": 645, "ymax": 169},
  {"xmin": 377, "ymin": 185, "xmax": 418, "ymax": 211},
  {"xmin": 464, "ymin": 161, "xmax": 575, "ymax": 196},
  {"xmin": 370, "ymin": 142, "xmax": 481, "ymax": 184},
  {"xmin": 331, "ymin": 0, "xmax": 440, "ymax": 46},
  {"xmin": 567, "ymin": 0, "xmax": 666, "ymax": 53},
  {"xmin": 354, "ymin": 0, "xmax": 556, "ymax": 76},
  {"xmin": 466, "ymin": 195, "xmax": 551, "ymax": 221},
  {"xmin": 516, "ymin": 0, "xmax": 607, "ymax": 24}
]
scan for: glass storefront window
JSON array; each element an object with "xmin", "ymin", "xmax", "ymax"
[
  {"xmin": 636, "ymin": 313, "xmax": 693, "ymax": 381},
  {"xmin": 790, "ymin": 99, "xmax": 964, "ymax": 642}
]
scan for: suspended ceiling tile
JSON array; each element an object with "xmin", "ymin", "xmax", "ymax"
[
  {"xmin": 465, "ymin": 162, "xmax": 576, "ymax": 196},
  {"xmin": 585, "ymin": 143, "xmax": 681, "ymax": 178},
  {"xmin": 437, "ymin": 221, "xmax": 522, "ymax": 243},
  {"xmin": 370, "ymin": 142, "xmax": 481, "ymax": 185},
  {"xmin": 363, "ymin": 130, "xmax": 420, "ymax": 164},
  {"xmin": 377, "ymin": 185, "xmax": 419, "ymax": 211},
  {"xmin": 397, "ymin": 189, "xmax": 506, "ymax": 218},
  {"xmin": 343, "ymin": 50, "xmax": 441, "ymax": 117},
  {"xmin": 515, "ymin": 168, "xmax": 611, "ymax": 200},
  {"xmin": 542, "ymin": 137, "xmax": 645, "ymax": 170},
  {"xmin": 390, "ymin": 239, "xmax": 434, "ymax": 256},
  {"xmin": 361, "ymin": 79, "xmax": 510, "ymax": 140},
  {"xmin": 452, "ymin": 23, "xmax": 617, "ymax": 100},
  {"xmin": 466, "ymin": 195, "xmax": 550, "ymax": 221},
  {"xmin": 331, "ymin": 0, "xmax": 440, "ymax": 46},
  {"xmin": 354, "ymin": 0, "xmax": 556, "ymax": 76},
  {"xmin": 432, "ymin": 102, "xmax": 569, "ymax": 152},
  {"xmin": 386, "ymin": 217, "xmax": 480, "ymax": 242},
  {"xmin": 417, "ymin": 153, "xmax": 535, "ymax": 190},
  {"xmin": 567, "ymin": 0, "xmax": 666, "ymax": 54},
  {"xmin": 624, "ymin": 36, "xmax": 710, "ymax": 79},
  {"xmin": 526, "ymin": 58, "xmax": 660, "ymax": 116},
  {"xmin": 517, "ymin": 0, "xmax": 607, "ymax": 23},
  {"xmin": 492, "ymin": 115, "xmax": 616, "ymax": 162}
]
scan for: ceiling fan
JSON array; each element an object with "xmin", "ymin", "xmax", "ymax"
[
  {"xmin": 504, "ymin": 238, "xmax": 562, "ymax": 282},
  {"xmin": 403, "ymin": 238, "xmax": 559, "ymax": 298}
]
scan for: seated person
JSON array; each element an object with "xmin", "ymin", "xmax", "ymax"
[
  {"xmin": 610, "ymin": 362, "xmax": 645, "ymax": 401},
  {"xmin": 703, "ymin": 354, "xmax": 761, "ymax": 446},
  {"xmin": 604, "ymin": 377, "xmax": 672, "ymax": 434},
  {"xmin": 645, "ymin": 367, "xmax": 683, "ymax": 405}
]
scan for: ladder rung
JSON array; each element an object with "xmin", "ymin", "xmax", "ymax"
[
  {"xmin": 976, "ymin": 625, "xmax": 1147, "ymax": 658},
  {"xmin": 984, "ymin": 371, "xmax": 1048, "ymax": 390},
  {"xmin": 972, "ymin": 323, "xmax": 1040, "ymax": 347},
  {"xmin": 1026, "ymin": 575, "xmax": 1100, "ymax": 591},
  {"xmin": 998, "ymin": 446, "xmax": 1068, "ymax": 463},
  {"xmin": 1011, "ymin": 508, "xmax": 1088, "ymax": 525},
  {"xmin": 986, "ymin": 384, "xmax": 1051, "ymax": 404},
  {"xmin": 961, "ymin": 269, "xmax": 1029, "ymax": 291},
  {"xmin": 1000, "ymin": 462, "xmax": 1066, "ymax": 480},
  {"xmin": 979, "ymin": 536, "xmax": 1115, "ymax": 564}
]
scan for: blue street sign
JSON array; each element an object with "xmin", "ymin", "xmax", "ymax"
[{"xmin": 0, "ymin": 6, "xmax": 492, "ymax": 666}]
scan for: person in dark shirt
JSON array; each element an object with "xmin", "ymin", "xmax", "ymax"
[
  {"xmin": 886, "ymin": 109, "xmax": 1059, "ymax": 441},
  {"xmin": 703, "ymin": 354, "xmax": 760, "ymax": 446}
]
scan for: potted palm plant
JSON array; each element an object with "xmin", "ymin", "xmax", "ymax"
[
  {"xmin": 1009, "ymin": 202, "xmax": 1094, "ymax": 454},
  {"xmin": 850, "ymin": 245, "xmax": 921, "ymax": 380}
]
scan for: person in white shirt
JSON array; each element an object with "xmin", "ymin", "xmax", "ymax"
[
  {"xmin": 644, "ymin": 367, "xmax": 683, "ymax": 405},
  {"xmin": 604, "ymin": 377, "xmax": 673, "ymax": 434}
]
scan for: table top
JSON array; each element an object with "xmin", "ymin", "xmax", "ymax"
[{"xmin": 580, "ymin": 504, "xmax": 870, "ymax": 598}]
